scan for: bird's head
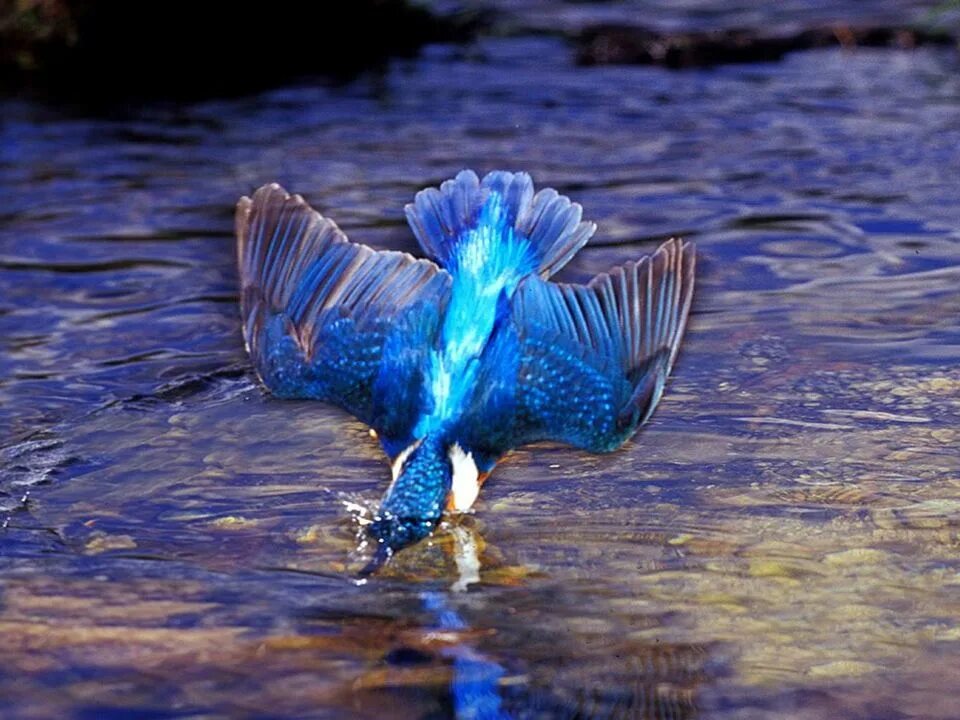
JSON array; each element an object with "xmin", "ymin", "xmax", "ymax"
[{"xmin": 363, "ymin": 436, "xmax": 455, "ymax": 571}]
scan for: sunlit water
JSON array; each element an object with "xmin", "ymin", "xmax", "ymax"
[{"xmin": 2, "ymin": 26, "xmax": 960, "ymax": 720}]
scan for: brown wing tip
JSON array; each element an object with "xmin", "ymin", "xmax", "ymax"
[
  {"xmin": 655, "ymin": 237, "xmax": 696, "ymax": 293},
  {"xmin": 235, "ymin": 195, "xmax": 252, "ymax": 221},
  {"xmin": 666, "ymin": 236, "xmax": 696, "ymax": 294},
  {"xmin": 252, "ymin": 181, "xmax": 287, "ymax": 199},
  {"xmin": 236, "ymin": 183, "xmax": 315, "ymax": 271},
  {"xmin": 245, "ymin": 182, "xmax": 310, "ymax": 213},
  {"xmin": 235, "ymin": 195, "xmax": 253, "ymax": 271}
]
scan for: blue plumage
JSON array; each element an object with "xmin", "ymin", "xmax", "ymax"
[{"xmin": 236, "ymin": 170, "xmax": 695, "ymax": 566}]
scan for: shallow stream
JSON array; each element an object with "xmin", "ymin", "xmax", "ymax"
[{"xmin": 2, "ymin": 9, "xmax": 960, "ymax": 718}]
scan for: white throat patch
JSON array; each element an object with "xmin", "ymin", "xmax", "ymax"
[
  {"xmin": 390, "ymin": 439, "xmax": 422, "ymax": 482},
  {"xmin": 448, "ymin": 443, "xmax": 480, "ymax": 513}
]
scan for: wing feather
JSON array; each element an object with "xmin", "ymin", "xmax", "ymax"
[
  {"xmin": 236, "ymin": 183, "xmax": 451, "ymax": 444},
  {"xmin": 510, "ymin": 239, "xmax": 695, "ymax": 451}
]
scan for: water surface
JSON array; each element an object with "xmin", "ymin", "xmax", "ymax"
[{"xmin": 2, "ymin": 22, "xmax": 960, "ymax": 720}]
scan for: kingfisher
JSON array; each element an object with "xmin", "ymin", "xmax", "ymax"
[{"xmin": 236, "ymin": 170, "xmax": 695, "ymax": 570}]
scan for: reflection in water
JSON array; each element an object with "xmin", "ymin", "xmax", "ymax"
[
  {"xmin": 421, "ymin": 591, "xmax": 509, "ymax": 720},
  {"xmin": 450, "ymin": 525, "xmax": 482, "ymax": 593},
  {"xmin": 355, "ymin": 521, "xmax": 509, "ymax": 716},
  {"xmin": 365, "ymin": 521, "xmax": 707, "ymax": 719}
]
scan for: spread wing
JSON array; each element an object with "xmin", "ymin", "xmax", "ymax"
[
  {"xmin": 236, "ymin": 184, "xmax": 451, "ymax": 450},
  {"xmin": 509, "ymin": 239, "xmax": 695, "ymax": 452}
]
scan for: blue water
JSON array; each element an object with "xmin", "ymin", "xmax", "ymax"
[{"xmin": 2, "ymin": 11, "xmax": 960, "ymax": 719}]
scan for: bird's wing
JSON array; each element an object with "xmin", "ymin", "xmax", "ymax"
[
  {"xmin": 509, "ymin": 239, "xmax": 695, "ymax": 452},
  {"xmin": 236, "ymin": 184, "xmax": 450, "ymax": 450}
]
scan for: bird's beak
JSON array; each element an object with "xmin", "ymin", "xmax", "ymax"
[
  {"xmin": 357, "ymin": 513, "xmax": 440, "ymax": 576},
  {"xmin": 358, "ymin": 542, "xmax": 393, "ymax": 577}
]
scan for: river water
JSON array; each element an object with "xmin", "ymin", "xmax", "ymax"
[{"xmin": 2, "ymin": 11, "xmax": 960, "ymax": 719}]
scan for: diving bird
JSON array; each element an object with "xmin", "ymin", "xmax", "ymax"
[{"xmin": 236, "ymin": 170, "xmax": 695, "ymax": 567}]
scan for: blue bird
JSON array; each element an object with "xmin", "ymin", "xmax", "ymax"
[{"xmin": 236, "ymin": 170, "xmax": 695, "ymax": 568}]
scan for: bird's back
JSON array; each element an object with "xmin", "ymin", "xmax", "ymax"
[{"xmin": 405, "ymin": 170, "xmax": 596, "ymax": 437}]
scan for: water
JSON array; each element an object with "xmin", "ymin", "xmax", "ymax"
[{"xmin": 3, "ymin": 17, "xmax": 960, "ymax": 720}]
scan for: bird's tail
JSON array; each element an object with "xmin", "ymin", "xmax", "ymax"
[{"xmin": 404, "ymin": 170, "xmax": 596, "ymax": 279}]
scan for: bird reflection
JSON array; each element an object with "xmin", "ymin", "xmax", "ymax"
[
  {"xmin": 420, "ymin": 590, "xmax": 509, "ymax": 719},
  {"xmin": 351, "ymin": 520, "xmax": 511, "ymax": 717}
]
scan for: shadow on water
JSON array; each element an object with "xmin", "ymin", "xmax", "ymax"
[{"xmin": 2, "ymin": 2, "xmax": 960, "ymax": 717}]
